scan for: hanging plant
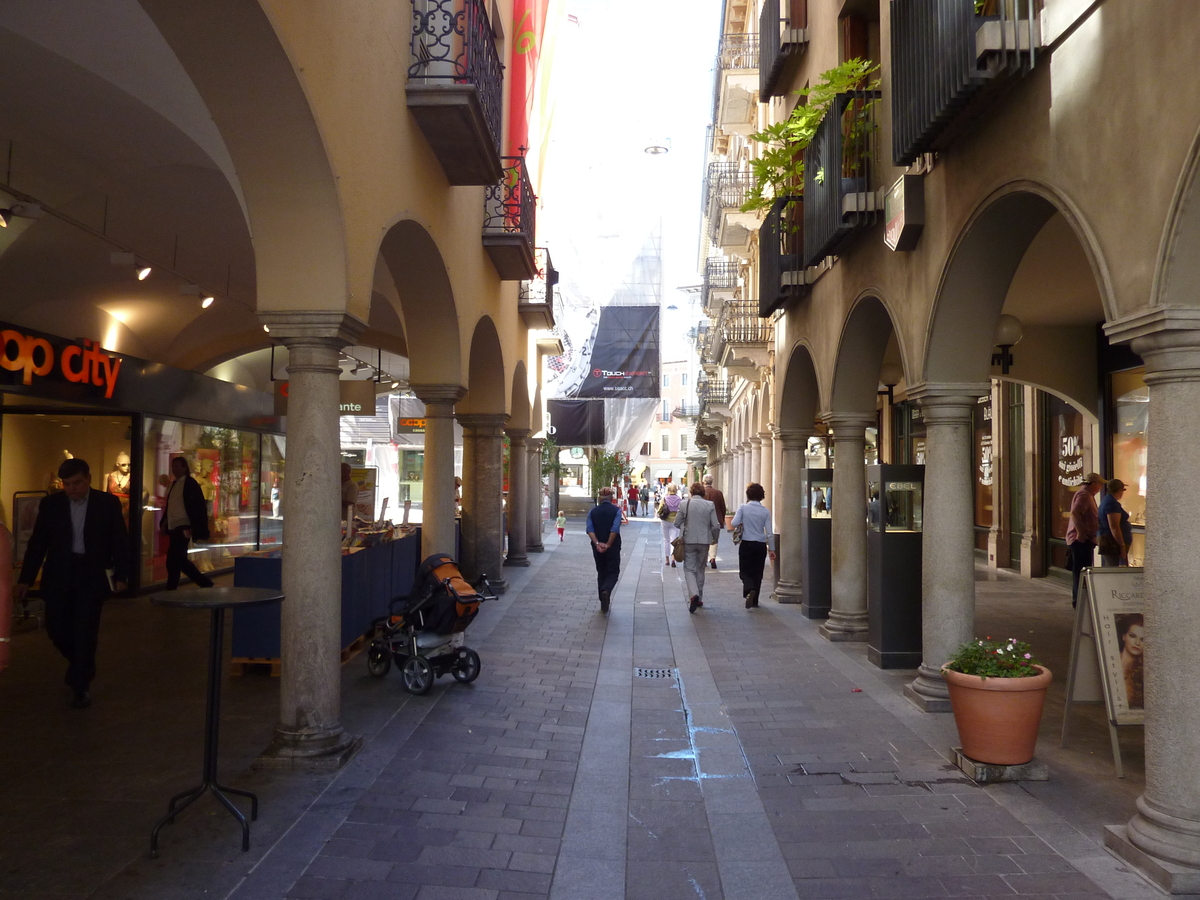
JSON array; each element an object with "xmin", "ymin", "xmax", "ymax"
[{"xmin": 741, "ymin": 58, "xmax": 880, "ymax": 214}]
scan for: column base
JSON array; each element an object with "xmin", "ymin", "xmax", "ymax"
[
  {"xmin": 487, "ymin": 576, "xmax": 508, "ymax": 595},
  {"xmin": 504, "ymin": 553, "xmax": 530, "ymax": 567},
  {"xmin": 773, "ymin": 581, "xmax": 803, "ymax": 605},
  {"xmin": 257, "ymin": 726, "xmax": 362, "ymax": 770},
  {"xmin": 905, "ymin": 664, "xmax": 953, "ymax": 712},
  {"xmin": 1105, "ymin": 825, "xmax": 1200, "ymax": 895},
  {"xmin": 819, "ymin": 612, "xmax": 868, "ymax": 642},
  {"xmin": 527, "ymin": 541, "xmax": 545, "ymax": 553}
]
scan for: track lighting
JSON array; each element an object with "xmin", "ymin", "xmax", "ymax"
[
  {"xmin": 201, "ymin": 296, "xmax": 214, "ymax": 309},
  {"xmin": 0, "ymin": 202, "xmax": 43, "ymax": 227},
  {"xmin": 0, "ymin": 210, "xmax": 9, "ymax": 228},
  {"xmin": 180, "ymin": 283, "xmax": 216, "ymax": 308},
  {"xmin": 263, "ymin": 325, "xmax": 270, "ymax": 333},
  {"xmin": 111, "ymin": 251, "xmax": 152, "ymax": 281}
]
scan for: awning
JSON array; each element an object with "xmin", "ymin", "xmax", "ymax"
[{"xmin": 655, "ymin": 469, "xmax": 673, "ymax": 479}]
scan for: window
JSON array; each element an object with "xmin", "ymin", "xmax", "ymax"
[
  {"xmin": 681, "ymin": 373, "xmax": 688, "ymax": 387},
  {"xmin": 662, "ymin": 399, "xmax": 670, "ymax": 421},
  {"xmin": 640, "ymin": 441, "xmax": 652, "ymax": 457},
  {"xmin": 662, "ymin": 374, "xmax": 670, "ymax": 388},
  {"xmin": 680, "ymin": 433, "xmax": 689, "ymax": 454},
  {"xmin": 661, "ymin": 433, "xmax": 670, "ymax": 454}
]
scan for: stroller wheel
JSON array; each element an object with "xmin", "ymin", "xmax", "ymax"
[
  {"xmin": 366, "ymin": 643, "xmax": 392, "ymax": 677},
  {"xmin": 401, "ymin": 655, "xmax": 434, "ymax": 695},
  {"xmin": 451, "ymin": 648, "xmax": 481, "ymax": 684}
]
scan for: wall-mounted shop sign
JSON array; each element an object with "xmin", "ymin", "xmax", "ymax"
[
  {"xmin": 884, "ymin": 174, "xmax": 925, "ymax": 252},
  {"xmin": 273, "ymin": 379, "xmax": 378, "ymax": 417},
  {"xmin": 0, "ymin": 328, "xmax": 124, "ymax": 398},
  {"xmin": 395, "ymin": 417, "xmax": 426, "ymax": 434}
]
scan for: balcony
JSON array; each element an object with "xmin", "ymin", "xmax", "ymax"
[
  {"xmin": 714, "ymin": 33, "xmax": 760, "ymax": 138},
  {"xmin": 407, "ymin": 0, "xmax": 504, "ymax": 186},
  {"xmin": 705, "ymin": 163, "xmax": 759, "ymax": 254},
  {"xmin": 518, "ymin": 248, "xmax": 557, "ymax": 329},
  {"xmin": 892, "ymin": 0, "xmax": 1041, "ymax": 166},
  {"xmin": 483, "ymin": 157, "xmax": 537, "ymax": 281},
  {"xmin": 702, "ymin": 257, "xmax": 739, "ymax": 316},
  {"xmin": 673, "ymin": 403, "xmax": 701, "ymax": 419},
  {"xmin": 803, "ymin": 91, "xmax": 883, "ymax": 268},
  {"xmin": 719, "ymin": 300, "xmax": 773, "ymax": 372},
  {"xmin": 698, "ymin": 379, "xmax": 732, "ymax": 421},
  {"xmin": 759, "ymin": 197, "xmax": 808, "ymax": 315},
  {"xmin": 759, "ymin": 0, "xmax": 809, "ymax": 101}
]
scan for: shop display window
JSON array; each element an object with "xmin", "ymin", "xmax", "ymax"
[
  {"xmin": 1048, "ymin": 394, "xmax": 1088, "ymax": 569},
  {"xmin": 883, "ymin": 480, "xmax": 923, "ymax": 532},
  {"xmin": 807, "ymin": 478, "xmax": 832, "ymax": 519},
  {"xmin": 1110, "ymin": 368, "xmax": 1147, "ymax": 566},
  {"xmin": 260, "ymin": 434, "xmax": 285, "ymax": 550},
  {"xmin": 142, "ymin": 418, "xmax": 269, "ymax": 586}
]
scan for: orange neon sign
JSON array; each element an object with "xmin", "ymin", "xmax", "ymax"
[{"xmin": 0, "ymin": 330, "xmax": 123, "ymax": 398}]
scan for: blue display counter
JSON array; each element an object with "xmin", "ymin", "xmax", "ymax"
[{"xmin": 231, "ymin": 531, "xmax": 420, "ymax": 660}]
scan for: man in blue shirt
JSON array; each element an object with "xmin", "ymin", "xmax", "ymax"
[{"xmin": 586, "ymin": 487, "xmax": 622, "ymax": 613}]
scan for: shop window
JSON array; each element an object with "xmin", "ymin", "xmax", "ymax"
[
  {"xmin": 1110, "ymin": 367, "xmax": 1147, "ymax": 566},
  {"xmin": 1046, "ymin": 394, "xmax": 1087, "ymax": 570},
  {"xmin": 974, "ymin": 396, "xmax": 994, "ymax": 551}
]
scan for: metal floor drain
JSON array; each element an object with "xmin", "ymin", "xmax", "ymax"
[{"xmin": 636, "ymin": 667, "xmax": 677, "ymax": 678}]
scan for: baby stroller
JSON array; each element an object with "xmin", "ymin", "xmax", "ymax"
[{"xmin": 366, "ymin": 553, "xmax": 496, "ymax": 695}]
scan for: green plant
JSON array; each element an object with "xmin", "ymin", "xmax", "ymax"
[
  {"xmin": 943, "ymin": 637, "xmax": 1042, "ymax": 679},
  {"xmin": 742, "ymin": 58, "xmax": 880, "ymax": 214},
  {"xmin": 541, "ymin": 436, "xmax": 564, "ymax": 479},
  {"xmin": 587, "ymin": 449, "xmax": 630, "ymax": 500}
]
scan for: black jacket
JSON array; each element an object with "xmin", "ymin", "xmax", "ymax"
[
  {"xmin": 19, "ymin": 489, "xmax": 129, "ymax": 598},
  {"xmin": 160, "ymin": 474, "xmax": 211, "ymax": 540}
]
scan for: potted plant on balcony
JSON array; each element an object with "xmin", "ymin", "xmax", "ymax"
[{"xmin": 941, "ymin": 636, "xmax": 1052, "ymax": 766}]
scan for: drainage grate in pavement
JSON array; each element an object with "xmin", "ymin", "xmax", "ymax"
[{"xmin": 635, "ymin": 667, "xmax": 677, "ymax": 678}]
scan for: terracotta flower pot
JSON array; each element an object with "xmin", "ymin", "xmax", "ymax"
[{"xmin": 942, "ymin": 665, "xmax": 1052, "ymax": 765}]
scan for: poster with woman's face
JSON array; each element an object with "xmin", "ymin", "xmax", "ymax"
[{"xmin": 1086, "ymin": 568, "xmax": 1145, "ymax": 726}]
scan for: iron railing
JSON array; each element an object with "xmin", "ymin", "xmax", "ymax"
[
  {"xmin": 673, "ymin": 404, "xmax": 701, "ymax": 418},
  {"xmin": 705, "ymin": 163, "xmax": 754, "ymax": 244},
  {"xmin": 519, "ymin": 247, "xmax": 557, "ymax": 304},
  {"xmin": 484, "ymin": 157, "xmax": 536, "ymax": 242},
  {"xmin": 718, "ymin": 33, "xmax": 760, "ymax": 70},
  {"xmin": 699, "ymin": 380, "xmax": 731, "ymax": 411},
  {"xmin": 721, "ymin": 300, "xmax": 773, "ymax": 345},
  {"xmin": 703, "ymin": 257, "xmax": 739, "ymax": 312},
  {"xmin": 803, "ymin": 90, "xmax": 882, "ymax": 268},
  {"xmin": 891, "ymin": 0, "xmax": 1039, "ymax": 165},
  {"xmin": 408, "ymin": 0, "xmax": 504, "ymax": 154},
  {"xmin": 760, "ymin": 0, "xmax": 809, "ymax": 101},
  {"xmin": 693, "ymin": 322, "xmax": 710, "ymax": 358},
  {"xmin": 759, "ymin": 197, "xmax": 802, "ymax": 316}
]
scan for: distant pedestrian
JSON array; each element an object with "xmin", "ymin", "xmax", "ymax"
[
  {"xmin": 673, "ymin": 482, "xmax": 721, "ymax": 614},
  {"xmin": 639, "ymin": 483, "xmax": 650, "ymax": 517},
  {"xmin": 1098, "ymin": 479, "xmax": 1133, "ymax": 567},
  {"xmin": 702, "ymin": 474, "xmax": 726, "ymax": 570},
  {"xmin": 627, "ymin": 483, "xmax": 640, "ymax": 517},
  {"xmin": 730, "ymin": 483, "xmax": 775, "ymax": 609},
  {"xmin": 1065, "ymin": 473, "xmax": 1104, "ymax": 606},
  {"xmin": 586, "ymin": 487, "xmax": 622, "ymax": 613},
  {"xmin": 556, "ymin": 510, "xmax": 566, "ymax": 542},
  {"xmin": 658, "ymin": 483, "xmax": 682, "ymax": 567}
]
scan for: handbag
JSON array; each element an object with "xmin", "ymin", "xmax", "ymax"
[
  {"xmin": 672, "ymin": 536, "xmax": 686, "ymax": 562},
  {"xmin": 1098, "ymin": 533, "xmax": 1122, "ymax": 557},
  {"xmin": 731, "ymin": 523, "xmax": 743, "ymax": 545},
  {"xmin": 657, "ymin": 501, "xmax": 670, "ymax": 520}
]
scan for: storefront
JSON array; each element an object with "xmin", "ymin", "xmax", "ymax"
[{"xmin": 0, "ymin": 323, "xmax": 282, "ymax": 592}]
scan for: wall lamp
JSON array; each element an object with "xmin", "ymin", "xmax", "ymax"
[
  {"xmin": 180, "ymin": 283, "xmax": 215, "ymax": 308},
  {"xmin": 991, "ymin": 314, "xmax": 1024, "ymax": 375},
  {"xmin": 877, "ymin": 362, "xmax": 904, "ymax": 405},
  {"xmin": 111, "ymin": 251, "xmax": 152, "ymax": 281}
]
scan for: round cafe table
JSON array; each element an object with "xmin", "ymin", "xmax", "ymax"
[{"xmin": 148, "ymin": 586, "xmax": 284, "ymax": 857}]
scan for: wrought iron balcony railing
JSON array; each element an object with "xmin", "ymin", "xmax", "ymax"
[
  {"xmin": 518, "ymin": 247, "xmax": 557, "ymax": 328},
  {"xmin": 705, "ymin": 163, "xmax": 755, "ymax": 244},
  {"xmin": 759, "ymin": 197, "xmax": 802, "ymax": 316},
  {"xmin": 703, "ymin": 257, "xmax": 739, "ymax": 313},
  {"xmin": 483, "ymin": 157, "xmax": 537, "ymax": 280},
  {"xmin": 891, "ymin": 0, "xmax": 1039, "ymax": 165},
  {"xmin": 698, "ymin": 380, "xmax": 731, "ymax": 413},
  {"xmin": 673, "ymin": 404, "xmax": 701, "ymax": 419},
  {"xmin": 407, "ymin": 0, "xmax": 504, "ymax": 184},
  {"xmin": 760, "ymin": 0, "xmax": 809, "ymax": 101},
  {"xmin": 803, "ymin": 91, "xmax": 883, "ymax": 268},
  {"xmin": 693, "ymin": 322, "xmax": 710, "ymax": 358},
  {"xmin": 718, "ymin": 33, "xmax": 760, "ymax": 71},
  {"xmin": 721, "ymin": 300, "xmax": 773, "ymax": 346}
]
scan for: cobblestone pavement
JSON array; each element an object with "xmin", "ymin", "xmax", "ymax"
[{"xmin": 0, "ymin": 518, "xmax": 1171, "ymax": 899}]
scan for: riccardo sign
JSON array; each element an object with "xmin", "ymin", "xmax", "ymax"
[
  {"xmin": 0, "ymin": 328, "xmax": 123, "ymax": 398},
  {"xmin": 273, "ymin": 379, "xmax": 378, "ymax": 417}
]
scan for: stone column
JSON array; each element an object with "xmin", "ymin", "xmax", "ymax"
[
  {"xmin": 1104, "ymin": 317, "xmax": 1200, "ymax": 890},
  {"xmin": 527, "ymin": 437, "xmax": 545, "ymax": 552},
  {"xmin": 905, "ymin": 386, "xmax": 984, "ymax": 711},
  {"xmin": 413, "ymin": 384, "xmax": 466, "ymax": 561},
  {"xmin": 749, "ymin": 436, "xmax": 763, "ymax": 485},
  {"xmin": 458, "ymin": 413, "xmax": 508, "ymax": 592},
  {"xmin": 505, "ymin": 428, "xmax": 530, "ymax": 567},
  {"xmin": 258, "ymin": 311, "xmax": 363, "ymax": 768},
  {"xmin": 772, "ymin": 429, "xmax": 809, "ymax": 604},
  {"xmin": 758, "ymin": 430, "xmax": 774, "ymax": 496},
  {"xmin": 819, "ymin": 413, "xmax": 873, "ymax": 642}
]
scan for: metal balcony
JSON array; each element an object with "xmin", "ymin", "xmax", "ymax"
[
  {"xmin": 698, "ymin": 379, "xmax": 731, "ymax": 419},
  {"xmin": 714, "ymin": 33, "xmax": 760, "ymax": 137},
  {"xmin": 702, "ymin": 257, "xmax": 739, "ymax": 315},
  {"xmin": 483, "ymin": 157, "xmax": 537, "ymax": 281},
  {"xmin": 718, "ymin": 299, "xmax": 773, "ymax": 371},
  {"xmin": 891, "ymin": 0, "xmax": 1040, "ymax": 165},
  {"xmin": 518, "ymin": 248, "xmax": 557, "ymax": 329},
  {"xmin": 705, "ymin": 163, "xmax": 758, "ymax": 252},
  {"xmin": 759, "ymin": 197, "xmax": 804, "ymax": 316},
  {"xmin": 803, "ymin": 91, "xmax": 883, "ymax": 268},
  {"xmin": 760, "ymin": 0, "xmax": 809, "ymax": 101},
  {"xmin": 673, "ymin": 404, "xmax": 701, "ymax": 419},
  {"xmin": 407, "ymin": 0, "xmax": 504, "ymax": 185}
]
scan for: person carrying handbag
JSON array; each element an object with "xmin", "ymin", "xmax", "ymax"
[
  {"xmin": 674, "ymin": 482, "xmax": 722, "ymax": 613},
  {"xmin": 730, "ymin": 482, "xmax": 775, "ymax": 609},
  {"xmin": 657, "ymin": 483, "xmax": 682, "ymax": 567}
]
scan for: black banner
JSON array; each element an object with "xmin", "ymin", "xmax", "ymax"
[
  {"xmin": 548, "ymin": 399, "xmax": 606, "ymax": 446},
  {"xmin": 576, "ymin": 306, "xmax": 659, "ymax": 399}
]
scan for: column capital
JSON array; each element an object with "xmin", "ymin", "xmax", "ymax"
[
  {"xmin": 412, "ymin": 383, "xmax": 467, "ymax": 406},
  {"xmin": 822, "ymin": 411, "xmax": 876, "ymax": 436},
  {"xmin": 757, "ymin": 430, "xmax": 774, "ymax": 442},
  {"xmin": 457, "ymin": 413, "xmax": 507, "ymax": 435},
  {"xmin": 506, "ymin": 428, "xmax": 530, "ymax": 443},
  {"xmin": 527, "ymin": 437, "xmax": 545, "ymax": 451},
  {"xmin": 1106, "ymin": 308, "xmax": 1200, "ymax": 385},
  {"xmin": 259, "ymin": 311, "xmax": 366, "ymax": 346},
  {"xmin": 750, "ymin": 436, "xmax": 762, "ymax": 447},
  {"xmin": 909, "ymin": 383, "xmax": 986, "ymax": 426},
  {"xmin": 775, "ymin": 428, "xmax": 812, "ymax": 451}
]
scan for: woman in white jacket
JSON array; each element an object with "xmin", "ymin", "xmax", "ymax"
[{"xmin": 673, "ymin": 482, "xmax": 722, "ymax": 613}]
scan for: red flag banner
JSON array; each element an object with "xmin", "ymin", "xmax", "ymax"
[{"xmin": 508, "ymin": 0, "xmax": 550, "ymax": 157}]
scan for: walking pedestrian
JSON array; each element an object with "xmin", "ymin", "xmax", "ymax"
[
  {"xmin": 586, "ymin": 487, "xmax": 622, "ymax": 613},
  {"xmin": 657, "ymin": 483, "xmax": 682, "ymax": 567},
  {"xmin": 1098, "ymin": 478, "xmax": 1133, "ymax": 567},
  {"xmin": 702, "ymin": 473, "xmax": 726, "ymax": 570},
  {"xmin": 15, "ymin": 458, "xmax": 129, "ymax": 708},
  {"xmin": 730, "ymin": 482, "xmax": 775, "ymax": 609},
  {"xmin": 162, "ymin": 456, "xmax": 215, "ymax": 590},
  {"xmin": 639, "ymin": 483, "xmax": 649, "ymax": 518},
  {"xmin": 1065, "ymin": 473, "xmax": 1104, "ymax": 606},
  {"xmin": 673, "ymin": 482, "xmax": 722, "ymax": 614},
  {"xmin": 627, "ymin": 482, "xmax": 640, "ymax": 518},
  {"xmin": 556, "ymin": 510, "xmax": 566, "ymax": 541}
]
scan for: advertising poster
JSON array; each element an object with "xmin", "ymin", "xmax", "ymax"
[
  {"xmin": 350, "ymin": 467, "xmax": 378, "ymax": 521},
  {"xmin": 1085, "ymin": 567, "xmax": 1146, "ymax": 726},
  {"xmin": 575, "ymin": 306, "xmax": 660, "ymax": 399}
]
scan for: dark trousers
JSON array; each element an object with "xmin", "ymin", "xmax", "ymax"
[
  {"xmin": 44, "ymin": 555, "xmax": 105, "ymax": 693},
  {"xmin": 738, "ymin": 540, "xmax": 768, "ymax": 599},
  {"xmin": 592, "ymin": 535, "xmax": 621, "ymax": 598},
  {"xmin": 1066, "ymin": 540, "xmax": 1095, "ymax": 605},
  {"xmin": 166, "ymin": 527, "xmax": 213, "ymax": 589}
]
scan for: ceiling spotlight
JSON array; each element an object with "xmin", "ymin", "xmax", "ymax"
[
  {"xmin": 263, "ymin": 325, "xmax": 270, "ymax": 333},
  {"xmin": 111, "ymin": 251, "xmax": 152, "ymax": 281},
  {"xmin": 391, "ymin": 381, "xmax": 400, "ymax": 389},
  {"xmin": 0, "ymin": 210, "xmax": 9, "ymax": 228},
  {"xmin": 0, "ymin": 202, "xmax": 42, "ymax": 227},
  {"xmin": 201, "ymin": 296, "xmax": 214, "ymax": 309}
]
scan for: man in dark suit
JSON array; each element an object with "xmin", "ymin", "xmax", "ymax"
[
  {"xmin": 161, "ymin": 456, "xmax": 214, "ymax": 590},
  {"xmin": 15, "ymin": 458, "xmax": 128, "ymax": 708}
]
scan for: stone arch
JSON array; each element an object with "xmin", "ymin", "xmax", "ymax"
[
  {"xmin": 509, "ymin": 360, "xmax": 532, "ymax": 431},
  {"xmin": 778, "ymin": 341, "xmax": 820, "ymax": 432},
  {"xmin": 831, "ymin": 293, "xmax": 903, "ymax": 415},
  {"xmin": 459, "ymin": 316, "xmax": 507, "ymax": 415},
  {"xmin": 1152, "ymin": 121, "xmax": 1200, "ymax": 310},
  {"xmin": 377, "ymin": 220, "xmax": 462, "ymax": 386},
  {"xmin": 759, "ymin": 377, "xmax": 774, "ymax": 433}
]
